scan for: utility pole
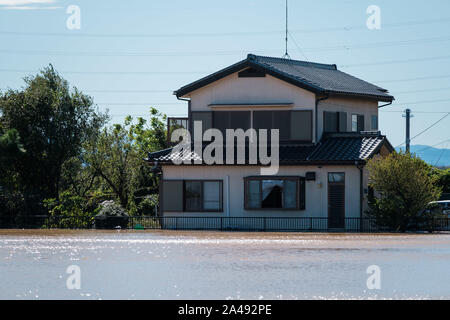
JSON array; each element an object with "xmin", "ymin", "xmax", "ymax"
[{"xmin": 402, "ymin": 108, "xmax": 412, "ymax": 153}]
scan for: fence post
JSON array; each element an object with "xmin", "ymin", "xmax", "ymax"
[
  {"xmin": 309, "ymin": 217, "xmax": 313, "ymax": 232},
  {"xmin": 263, "ymin": 217, "xmax": 267, "ymax": 231}
]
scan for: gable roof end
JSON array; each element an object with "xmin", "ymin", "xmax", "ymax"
[{"xmin": 174, "ymin": 54, "xmax": 394, "ymax": 102}]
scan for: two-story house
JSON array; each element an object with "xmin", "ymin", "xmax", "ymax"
[{"xmin": 146, "ymin": 54, "xmax": 395, "ymax": 230}]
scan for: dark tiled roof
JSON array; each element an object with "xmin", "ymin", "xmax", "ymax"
[
  {"xmin": 175, "ymin": 54, "xmax": 394, "ymax": 102},
  {"xmin": 146, "ymin": 133, "xmax": 392, "ymax": 165},
  {"xmin": 308, "ymin": 133, "xmax": 393, "ymax": 162}
]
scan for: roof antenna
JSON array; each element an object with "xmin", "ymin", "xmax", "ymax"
[{"xmin": 283, "ymin": 0, "xmax": 291, "ymax": 59}]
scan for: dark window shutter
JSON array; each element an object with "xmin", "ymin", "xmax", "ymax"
[
  {"xmin": 291, "ymin": 111, "xmax": 312, "ymax": 141},
  {"xmin": 323, "ymin": 111, "xmax": 338, "ymax": 133},
  {"xmin": 191, "ymin": 112, "xmax": 212, "ymax": 135},
  {"xmin": 272, "ymin": 111, "xmax": 290, "ymax": 140},
  {"xmin": 213, "ymin": 111, "xmax": 229, "ymax": 136},
  {"xmin": 339, "ymin": 112, "xmax": 347, "ymax": 132},
  {"xmin": 162, "ymin": 180, "xmax": 183, "ymax": 212},
  {"xmin": 230, "ymin": 111, "xmax": 251, "ymax": 131},
  {"xmin": 357, "ymin": 115, "xmax": 365, "ymax": 132},
  {"xmin": 253, "ymin": 111, "xmax": 272, "ymax": 131}
]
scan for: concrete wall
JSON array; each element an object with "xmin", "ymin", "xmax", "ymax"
[{"xmin": 161, "ymin": 164, "xmax": 365, "ymax": 220}]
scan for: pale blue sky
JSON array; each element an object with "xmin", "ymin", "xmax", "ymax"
[{"xmin": 0, "ymin": 0, "xmax": 450, "ymax": 149}]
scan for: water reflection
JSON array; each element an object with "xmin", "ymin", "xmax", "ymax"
[{"xmin": 0, "ymin": 230, "xmax": 449, "ymax": 299}]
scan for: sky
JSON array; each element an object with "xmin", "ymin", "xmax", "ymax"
[{"xmin": 0, "ymin": 0, "xmax": 450, "ymax": 151}]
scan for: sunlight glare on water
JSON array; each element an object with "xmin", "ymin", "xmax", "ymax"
[{"xmin": 0, "ymin": 230, "xmax": 449, "ymax": 300}]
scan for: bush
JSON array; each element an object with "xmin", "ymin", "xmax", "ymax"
[
  {"xmin": 94, "ymin": 200, "xmax": 129, "ymax": 229},
  {"xmin": 138, "ymin": 195, "xmax": 158, "ymax": 216},
  {"xmin": 96, "ymin": 200, "xmax": 129, "ymax": 217},
  {"xmin": 43, "ymin": 191, "xmax": 96, "ymax": 228},
  {"xmin": 367, "ymin": 151, "xmax": 442, "ymax": 232}
]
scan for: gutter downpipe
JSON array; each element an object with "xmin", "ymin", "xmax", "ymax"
[
  {"xmin": 378, "ymin": 101, "xmax": 392, "ymax": 109},
  {"xmin": 176, "ymin": 94, "xmax": 191, "ymax": 133},
  {"xmin": 315, "ymin": 94, "xmax": 330, "ymax": 143}
]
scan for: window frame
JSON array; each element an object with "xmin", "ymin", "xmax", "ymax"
[
  {"xmin": 211, "ymin": 110, "xmax": 313, "ymax": 143},
  {"xmin": 323, "ymin": 111, "xmax": 347, "ymax": 134},
  {"xmin": 371, "ymin": 115, "xmax": 378, "ymax": 131},
  {"xmin": 183, "ymin": 179, "xmax": 223, "ymax": 213},
  {"xmin": 243, "ymin": 176, "xmax": 305, "ymax": 211},
  {"xmin": 351, "ymin": 114, "xmax": 365, "ymax": 132}
]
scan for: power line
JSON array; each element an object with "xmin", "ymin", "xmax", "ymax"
[
  {"xmin": 376, "ymin": 74, "xmax": 450, "ymax": 84},
  {"xmin": 396, "ymin": 112, "xmax": 450, "ymax": 148},
  {"xmin": 393, "ymin": 87, "xmax": 450, "ymax": 94},
  {"xmin": 391, "ymin": 98, "xmax": 450, "ymax": 106},
  {"xmin": 0, "ymin": 68, "xmax": 210, "ymax": 75},
  {"xmin": 85, "ymin": 90, "xmax": 172, "ymax": 93},
  {"xmin": 434, "ymin": 141, "xmax": 449, "ymax": 166},
  {"xmin": 1, "ymin": 17, "xmax": 449, "ymax": 38},
  {"xmin": 340, "ymin": 55, "xmax": 450, "ymax": 68},
  {"xmin": 414, "ymin": 138, "xmax": 450, "ymax": 153},
  {"xmin": 380, "ymin": 111, "xmax": 449, "ymax": 114},
  {"xmin": 1, "ymin": 35, "xmax": 449, "ymax": 57}
]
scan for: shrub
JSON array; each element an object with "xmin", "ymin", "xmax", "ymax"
[
  {"xmin": 96, "ymin": 200, "xmax": 129, "ymax": 217},
  {"xmin": 43, "ymin": 191, "xmax": 96, "ymax": 228},
  {"xmin": 366, "ymin": 151, "xmax": 442, "ymax": 232}
]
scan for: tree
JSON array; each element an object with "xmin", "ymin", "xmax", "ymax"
[
  {"xmin": 366, "ymin": 151, "xmax": 442, "ymax": 231},
  {"xmin": 82, "ymin": 108, "xmax": 167, "ymax": 213},
  {"xmin": 0, "ymin": 65, "xmax": 107, "ymax": 204},
  {"xmin": 434, "ymin": 168, "xmax": 450, "ymax": 194},
  {"xmin": 0, "ymin": 129, "xmax": 26, "ymax": 216}
]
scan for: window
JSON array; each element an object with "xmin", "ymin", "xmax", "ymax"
[
  {"xmin": 351, "ymin": 114, "xmax": 365, "ymax": 132},
  {"xmin": 371, "ymin": 115, "xmax": 378, "ymax": 130},
  {"xmin": 162, "ymin": 180, "xmax": 223, "ymax": 212},
  {"xmin": 213, "ymin": 111, "xmax": 251, "ymax": 136},
  {"xmin": 197, "ymin": 110, "xmax": 313, "ymax": 142},
  {"xmin": 323, "ymin": 111, "xmax": 338, "ymax": 133},
  {"xmin": 323, "ymin": 111, "xmax": 347, "ymax": 133},
  {"xmin": 244, "ymin": 177, "xmax": 305, "ymax": 210},
  {"xmin": 291, "ymin": 110, "xmax": 312, "ymax": 141},
  {"xmin": 191, "ymin": 112, "xmax": 212, "ymax": 135},
  {"xmin": 184, "ymin": 180, "xmax": 223, "ymax": 212},
  {"xmin": 253, "ymin": 111, "xmax": 290, "ymax": 140}
]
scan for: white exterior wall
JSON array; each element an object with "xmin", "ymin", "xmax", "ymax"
[
  {"xmin": 185, "ymin": 70, "xmax": 379, "ymax": 142},
  {"xmin": 161, "ymin": 165, "xmax": 365, "ymax": 219}
]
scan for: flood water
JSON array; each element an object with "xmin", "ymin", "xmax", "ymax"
[{"xmin": 1, "ymin": 230, "xmax": 449, "ymax": 300}]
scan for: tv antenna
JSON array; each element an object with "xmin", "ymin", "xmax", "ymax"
[{"xmin": 283, "ymin": 0, "xmax": 291, "ymax": 59}]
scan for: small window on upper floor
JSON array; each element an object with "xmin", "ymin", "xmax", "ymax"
[
  {"xmin": 323, "ymin": 111, "xmax": 347, "ymax": 133},
  {"xmin": 351, "ymin": 114, "xmax": 364, "ymax": 132},
  {"xmin": 371, "ymin": 115, "xmax": 378, "ymax": 130}
]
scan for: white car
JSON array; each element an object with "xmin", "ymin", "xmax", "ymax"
[{"xmin": 428, "ymin": 201, "xmax": 450, "ymax": 216}]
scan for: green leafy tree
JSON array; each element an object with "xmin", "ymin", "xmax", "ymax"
[
  {"xmin": 43, "ymin": 191, "xmax": 96, "ymax": 229},
  {"xmin": 367, "ymin": 151, "xmax": 442, "ymax": 231},
  {"xmin": 0, "ymin": 129, "xmax": 26, "ymax": 217},
  {"xmin": 82, "ymin": 108, "xmax": 167, "ymax": 213},
  {"xmin": 0, "ymin": 65, "xmax": 107, "ymax": 204}
]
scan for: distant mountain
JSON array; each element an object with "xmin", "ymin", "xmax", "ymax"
[{"xmin": 396, "ymin": 145, "xmax": 450, "ymax": 167}]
